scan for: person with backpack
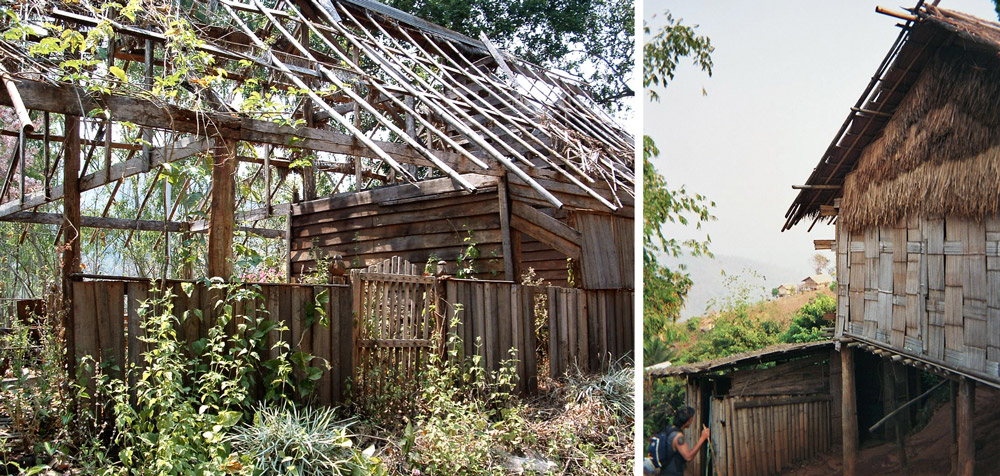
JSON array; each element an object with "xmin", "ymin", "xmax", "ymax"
[{"xmin": 647, "ymin": 406, "xmax": 710, "ymax": 476}]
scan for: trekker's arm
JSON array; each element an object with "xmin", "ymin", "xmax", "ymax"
[{"xmin": 674, "ymin": 425, "xmax": 710, "ymax": 461}]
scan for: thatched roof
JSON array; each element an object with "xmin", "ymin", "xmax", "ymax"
[
  {"xmin": 645, "ymin": 341, "xmax": 832, "ymax": 378},
  {"xmin": 783, "ymin": 5, "xmax": 1000, "ymax": 232}
]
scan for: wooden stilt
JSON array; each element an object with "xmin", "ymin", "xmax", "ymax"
[
  {"xmin": 951, "ymin": 379, "xmax": 958, "ymax": 469},
  {"xmin": 842, "ymin": 346, "xmax": 858, "ymax": 476},
  {"xmin": 957, "ymin": 378, "xmax": 975, "ymax": 476}
]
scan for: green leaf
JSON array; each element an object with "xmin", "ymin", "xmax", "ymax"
[{"xmin": 109, "ymin": 65, "xmax": 127, "ymax": 83}]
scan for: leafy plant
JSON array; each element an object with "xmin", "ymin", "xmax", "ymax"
[
  {"xmin": 88, "ymin": 278, "xmax": 321, "ymax": 473},
  {"xmin": 403, "ymin": 311, "xmax": 526, "ymax": 476},
  {"xmin": 456, "ymin": 227, "xmax": 479, "ymax": 279}
]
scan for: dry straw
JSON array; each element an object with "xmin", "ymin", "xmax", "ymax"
[{"xmin": 841, "ymin": 47, "xmax": 1000, "ymax": 231}]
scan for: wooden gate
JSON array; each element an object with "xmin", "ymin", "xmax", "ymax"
[{"xmin": 352, "ymin": 258, "xmax": 442, "ymax": 401}]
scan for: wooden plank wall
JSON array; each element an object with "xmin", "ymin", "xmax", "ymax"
[
  {"xmin": 710, "ymin": 395, "xmax": 832, "ymax": 476},
  {"xmin": 515, "ymin": 231, "xmax": 571, "ymax": 287},
  {"xmin": 507, "ymin": 174, "xmax": 634, "ymax": 291},
  {"xmin": 835, "ymin": 215, "xmax": 1000, "ymax": 384},
  {"xmin": 71, "ymin": 279, "xmax": 353, "ymax": 406},
  {"xmin": 726, "ymin": 354, "xmax": 829, "ymax": 396},
  {"xmin": 547, "ymin": 286, "xmax": 634, "ymax": 376},
  {"xmin": 444, "ymin": 280, "xmax": 538, "ymax": 394},
  {"xmin": 290, "ymin": 174, "xmax": 505, "ymax": 280},
  {"xmin": 576, "ymin": 213, "xmax": 634, "ymax": 289}
]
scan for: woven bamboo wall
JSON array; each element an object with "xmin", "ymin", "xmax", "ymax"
[{"xmin": 836, "ymin": 215, "xmax": 1000, "ymax": 382}]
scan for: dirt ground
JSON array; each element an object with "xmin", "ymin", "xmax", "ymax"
[{"xmin": 779, "ymin": 385, "xmax": 1000, "ymax": 476}]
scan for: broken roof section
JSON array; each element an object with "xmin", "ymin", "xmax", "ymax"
[
  {"xmin": 782, "ymin": 4, "xmax": 1000, "ymax": 232},
  {"xmin": 646, "ymin": 341, "xmax": 832, "ymax": 378},
  {"xmin": 0, "ymin": 0, "xmax": 633, "ymax": 225}
]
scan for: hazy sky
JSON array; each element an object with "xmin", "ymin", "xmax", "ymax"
[{"xmin": 644, "ymin": 0, "xmax": 998, "ymax": 277}]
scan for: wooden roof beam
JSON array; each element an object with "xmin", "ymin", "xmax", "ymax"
[
  {"xmin": 0, "ymin": 78, "xmax": 491, "ymax": 175},
  {"xmin": 331, "ymin": 4, "xmax": 563, "ymax": 208},
  {"xmin": 0, "ymin": 210, "xmax": 281, "ymax": 238}
]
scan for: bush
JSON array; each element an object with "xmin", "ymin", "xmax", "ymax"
[
  {"xmin": 91, "ymin": 278, "xmax": 313, "ymax": 474},
  {"xmin": 402, "ymin": 314, "xmax": 527, "ymax": 476},
  {"xmin": 0, "ymin": 299, "xmax": 69, "ymax": 461},
  {"xmin": 782, "ymin": 295, "xmax": 836, "ymax": 343}
]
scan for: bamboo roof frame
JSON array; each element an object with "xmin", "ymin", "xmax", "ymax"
[{"xmin": 0, "ymin": 0, "xmax": 633, "ymax": 241}]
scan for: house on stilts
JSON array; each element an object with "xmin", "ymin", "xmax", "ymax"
[
  {"xmin": 0, "ymin": 0, "xmax": 633, "ymax": 407},
  {"xmin": 784, "ymin": 4, "xmax": 1000, "ymax": 476}
]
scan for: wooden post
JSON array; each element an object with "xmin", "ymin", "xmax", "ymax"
[
  {"xmin": 207, "ymin": 139, "xmax": 236, "ymax": 279},
  {"xmin": 61, "ymin": 115, "xmax": 81, "ymax": 376},
  {"xmin": 181, "ymin": 231, "xmax": 193, "ymax": 280},
  {"xmin": 141, "ymin": 39, "xmax": 154, "ymax": 172},
  {"xmin": 404, "ymin": 95, "xmax": 417, "ymax": 179},
  {"xmin": 949, "ymin": 378, "xmax": 958, "ymax": 470},
  {"xmin": 841, "ymin": 346, "xmax": 858, "ymax": 476},
  {"xmin": 884, "ymin": 361, "xmax": 907, "ymax": 468},
  {"xmin": 285, "ymin": 193, "xmax": 295, "ymax": 283},
  {"xmin": 300, "ymin": 24, "xmax": 317, "ymax": 200},
  {"xmin": 352, "ymin": 46, "xmax": 363, "ymax": 190},
  {"xmin": 957, "ymin": 378, "xmax": 975, "ymax": 476},
  {"xmin": 498, "ymin": 174, "xmax": 514, "ymax": 281}
]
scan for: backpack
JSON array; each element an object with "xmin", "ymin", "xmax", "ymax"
[{"xmin": 647, "ymin": 429, "xmax": 679, "ymax": 469}]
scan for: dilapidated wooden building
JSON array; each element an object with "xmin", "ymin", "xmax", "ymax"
[
  {"xmin": 0, "ymin": 0, "xmax": 634, "ymax": 407},
  {"xmin": 647, "ymin": 342, "xmax": 839, "ymax": 476},
  {"xmin": 785, "ymin": 5, "xmax": 1000, "ymax": 475}
]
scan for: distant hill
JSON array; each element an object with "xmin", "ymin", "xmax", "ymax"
[{"xmin": 659, "ymin": 253, "xmax": 811, "ymax": 320}]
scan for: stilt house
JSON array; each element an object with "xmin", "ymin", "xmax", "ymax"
[{"xmin": 784, "ymin": 5, "xmax": 1000, "ymax": 475}]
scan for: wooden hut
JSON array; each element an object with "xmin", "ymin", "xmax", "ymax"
[
  {"xmin": 799, "ymin": 274, "xmax": 832, "ymax": 292},
  {"xmin": 646, "ymin": 342, "xmax": 838, "ymax": 476},
  {"xmin": 783, "ymin": 5, "xmax": 1000, "ymax": 475}
]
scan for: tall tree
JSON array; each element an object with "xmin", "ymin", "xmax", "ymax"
[
  {"xmin": 642, "ymin": 12, "xmax": 715, "ymax": 337},
  {"xmin": 811, "ymin": 253, "xmax": 830, "ymax": 275},
  {"xmin": 386, "ymin": 0, "xmax": 634, "ymax": 113}
]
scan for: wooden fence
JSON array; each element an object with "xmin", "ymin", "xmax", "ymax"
[
  {"xmin": 68, "ymin": 275, "xmax": 633, "ymax": 405},
  {"xmin": 709, "ymin": 395, "xmax": 832, "ymax": 476},
  {"xmin": 443, "ymin": 280, "xmax": 633, "ymax": 394},
  {"xmin": 70, "ymin": 279, "xmax": 352, "ymax": 406}
]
